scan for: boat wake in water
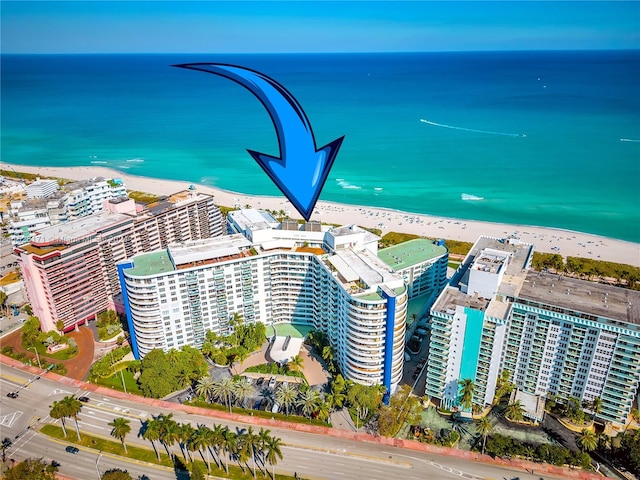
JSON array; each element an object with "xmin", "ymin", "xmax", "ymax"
[
  {"xmin": 461, "ymin": 193, "xmax": 484, "ymax": 201},
  {"xmin": 420, "ymin": 119, "xmax": 525, "ymax": 138}
]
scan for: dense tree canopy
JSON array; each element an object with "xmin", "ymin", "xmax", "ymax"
[
  {"xmin": 4, "ymin": 457, "xmax": 58, "ymax": 480},
  {"xmin": 201, "ymin": 317, "xmax": 266, "ymax": 366},
  {"xmin": 21, "ymin": 317, "xmax": 42, "ymax": 347},
  {"xmin": 101, "ymin": 469, "xmax": 133, "ymax": 480},
  {"xmin": 377, "ymin": 385, "xmax": 419, "ymax": 437},
  {"xmin": 616, "ymin": 429, "xmax": 640, "ymax": 476},
  {"xmin": 138, "ymin": 346, "xmax": 208, "ymax": 398}
]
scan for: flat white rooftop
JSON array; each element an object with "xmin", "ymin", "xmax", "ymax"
[
  {"xmin": 29, "ymin": 211, "xmax": 133, "ymax": 245},
  {"xmin": 169, "ymin": 234, "xmax": 252, "ymax": 266}
]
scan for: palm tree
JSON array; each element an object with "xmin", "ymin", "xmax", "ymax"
[
  {"xmin": 178, "ymin": 423, "xmax": 195, "ymax": 462},
  {"xmin": 458, "ymin": 378, "xmax": 476, "ymax": 412},
  {"xmin": 257, "ymin": 427, "xmax": 272, "ymax": 469},
  {"xmin": 108, "ymin": 417, "xmax": 131, "ymax": 453},
  {"xmin": 235, "ymin": 430, "xmax": 251, "ymax": 474},
  {"xmin": 577, "ymin": 428, "xmax": 598, "ymax": 452},
  {"xmin": 212, "ymin": 377, "xmax": 236, "ymax": 413},
  {"xmin": 210, "ymin": 424, "xmax": 226, "ymax": 469},
  {"xmin": 233, "ymin": 378, "xmax": 254, "ymax": 408},
  {"xmin": 1, "ymin": 437, "xmax": 12, "ymax": 463},
  {"xmin": 142, "ymin": 417, "xmax": 162, "ymax": 461},
  {"xmin": 61, "ymin": 395, "xmax": 83, "ymax": 440},
  {"xmin": 288, "ymin": 355, "xmax": 304, "ymax": 373},
  {"xmin": 190, "ymin": 425, "xmax": 212, "ymax": 472},
  {"xmin": 264, "ymin": 435, "xmax": 283, "ymax": 480},
  {"xmin": 49, "ymin": 400, "xmax": 68, "ymax": 437},
  {"xmin": 220, "ymin": 426, "xmax": 235, "ymax": 474},
  {"xmin": 589, "ymin": 397, "xmax": 603, "ymax": 420},
  {"xmin": 624, "ymin": 407, "xmax": 640, "ymax": 433},
  {"xmin": 316, "ymin": 399, "xmax": 331, "ymax": 422},
  {"xmin": 321, "ymin": 345, "xmax": 333, "ymax": 361},
  {"xmin": 476, "ymin": 417, "xmax": 492, "ymax": 454},
  {"xmin": 276, "ymin": 383, "xmax": 298, "ymax": 416},
  {"xmin": 195, "ymin": 376, "xmax": 216, "ymax": 402},
  {"xmin": 243, "ymin": 426, "xmax": 260, "ymax": 478},
  {"xmin": 297, "ymin": 389, "xmax": 321, "ymax": 418},
  {"xmin": 505, "ymin": 400, "xmax": 526, "ymax": 422},
  {"xmin": 230, "ymin": 312, "xmax": 243, "ymax": 347},
  {"xmin": 157, "ymin": 414, "xmax": 180, "ymax": 458},
  {"xmin": 523, "ymin": 445, "xmax": 536, "ymax": 460}
]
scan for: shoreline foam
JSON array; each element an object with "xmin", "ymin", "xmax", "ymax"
[{"xmin": 3, "ymin": 162, "xmax": 639, "ymax": 267}]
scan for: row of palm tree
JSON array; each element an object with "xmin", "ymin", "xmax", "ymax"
[
  {"xmin": 196, "ymin": 373, "xmax": 334, "ymax": 421},
  {"xmin": 49, "ymin": 395, "xmax": 83, "ymax": 440},
  {"xmin": 275, "ymin": 384, "xmax": 331, "ymax": 420},
  {"xmin": 140, "ymin": 413, "xmax": 283, "ymax": 479},
  {"xmin": 195, "ymin": 376, "xmax": 255, "ymax": 413}
]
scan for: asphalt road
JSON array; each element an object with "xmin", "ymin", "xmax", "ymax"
[{"xmin": 0, "ymin": 365, "xmax": 581, "ymax": 480}]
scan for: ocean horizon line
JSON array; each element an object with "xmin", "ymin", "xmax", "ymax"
[{"xmin": 2, "ymin": 48, "xmax": 639, "ymax": 57}]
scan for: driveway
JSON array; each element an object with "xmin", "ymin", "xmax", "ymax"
[
  {"xmin": 234, "ymin": 342, "xmax": 329, "ymax": 387},
  {"xmin": 0, "ymin": 324, "xmax": 95, "ymax": 381}
]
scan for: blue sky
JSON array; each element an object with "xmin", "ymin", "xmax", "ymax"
[{"xmin": 2, "ymin": 1, "xmax": 638, "ymax": 54}]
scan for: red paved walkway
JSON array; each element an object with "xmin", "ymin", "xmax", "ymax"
[{"xmin": 1, "ymin": 354, "xmax": 613, "ymax": 480}]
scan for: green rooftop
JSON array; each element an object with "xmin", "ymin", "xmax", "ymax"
[
  {"xmin": 379, "ymin": 239, "xmax": 447, "ymax": 272},
  {"xmin": 357, "ymin": 285, "xmax": 406, "ymax": 302},
  {"xmin": 126, "ymin": 250, "xmax": 175, "ymax": 277}
]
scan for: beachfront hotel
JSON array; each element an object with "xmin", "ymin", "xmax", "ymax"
[
  {"xmin": 15, "ymin": 190, "xmax": 224, "ymax": 332},
  {"xmin": 118, "ymin": 210, "xmax": 449, "ymax": 394},
  {"xmin": 425, "ymin": 235, "xmax": 640, "ymax": 425}
]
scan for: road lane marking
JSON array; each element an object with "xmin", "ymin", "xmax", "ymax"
[
  {"xmin": 48, "ymin": 388, "xmax": 71, "ymax": 396},
  {"xmin": 77, "ymin": 420, "xmax": 106, "ymax": 430},
  {"xmin": 0, "ymin": 410, "xmax": 23, "ymax": 427},
  {"xmin": 391, "ymin": 453, "xmax": 483, "ymax": 480},
  {"xmin": 283, "ymin": 444, "xmax": 412, "ymax": 468}
]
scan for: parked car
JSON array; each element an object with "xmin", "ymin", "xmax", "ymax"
[
  {"xmin": 268, "ymin": 376, "xmax": 277, "ymax": 389},
  {"xmin": 256, "ymin": 377, "xmax": 264, "ymax": 386},
  {"xmin": 416, "ymin": 328, "xmax": 428, "ymax": 336},
  {"xmin": 65, "ymin": 446, "xmax": 79, "ymax": 454},
  {"xmin": 404, "ymin": 352, "xmax": 411, "ymax": 362},
  {"xmin": 271, "ymin": 402, "xmax": 281, "ymax": 414}
]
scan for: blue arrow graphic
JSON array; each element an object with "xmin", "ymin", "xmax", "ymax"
[{"xmin": 173, "ymin": 63, "xmax": 344, "ymax": 221}]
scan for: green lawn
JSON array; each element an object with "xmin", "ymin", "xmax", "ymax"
[{"xmin": 93, "ymin": 367, "xmax": 143, "ymax": 396}]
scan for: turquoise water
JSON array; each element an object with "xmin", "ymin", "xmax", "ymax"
[{"xmin": 2, "ymin": 51, "xmax": 639, "ymax": 242}]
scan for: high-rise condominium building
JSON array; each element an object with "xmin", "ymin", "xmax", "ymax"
[
  {"xmin": 15, "ymin": 191, "xmax": 224, "ymax": 332},
  {"xmin": 118, "ymin": 215, "xmax": 449, "ymax": 395},
  {"xmin": 425, "ymin": 235, "xmax": 640, "ymax": 425},
  {"xmin": 7, "ymin": 177, "xmax": 128, "ymax": 245}
]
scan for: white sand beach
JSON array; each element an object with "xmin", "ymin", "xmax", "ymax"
[{"xmin": 4, "ymin": 163, "xmax": 639, "ymax": 267}]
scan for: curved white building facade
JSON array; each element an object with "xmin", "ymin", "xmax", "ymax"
[{"xmin": 118, "ymin": 227, "xmax": 415, "ymax": 395}]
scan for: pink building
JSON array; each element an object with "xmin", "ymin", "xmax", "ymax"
[
  {"xmin": 16, "ymin": 212, "xmax": 134, "ymax": 332},
  {"xmin": 16, "ymin": 191, "xmax": 224, "ymax": 332}
]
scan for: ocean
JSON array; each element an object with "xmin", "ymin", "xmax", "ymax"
[{"xmin": 2, "ymin": 51, "xmax": 639, "ymax": 243}]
